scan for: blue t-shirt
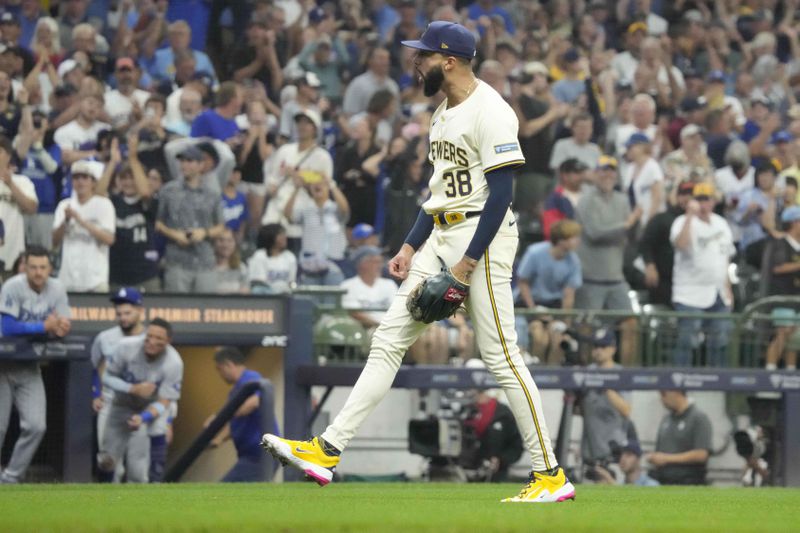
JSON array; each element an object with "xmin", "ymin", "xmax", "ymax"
[
  {"xmin": 20, "ymin": 145, "xmax": 62, "ymax": 213},
  {"xmin": 221, "ymin": 191, "xmax": 248, "ymax": 232},
  {"xmin": 552, "ymin": 79, "xmax": 586, "ymax": 104},
  {"xmin": 516, "ymin": 242, "xmax": 583, "ymax": 304},
  {"xmin": 740, "ymin": 120, "xmax": 760, "ymax": 144},
  {"xmin": 467, "ymin": 3, "xmax": 515, "ymax": 35},
  {"xmin": 191, "ymin": 110, "xmax": 239, "ymax": 141},
  {"xmin": 149, "ymin": 47, "xmax": 217, "ymax": 83},
  {"xmin": 230, "ymin": 369, "xmax": 265, "ymax": 459}
]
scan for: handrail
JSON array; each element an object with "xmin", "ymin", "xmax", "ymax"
[{"xmin": 164, "ymin": 380, "xmax": 261, "ymax": 482}]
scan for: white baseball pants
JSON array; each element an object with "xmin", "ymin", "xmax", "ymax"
[{"xmin": 322, "ymin": 211, "xmax": 557, "ymax": 471}]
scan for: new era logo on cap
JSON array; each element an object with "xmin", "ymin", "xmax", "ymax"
[{"xmin": 401, "ymin": 21, "xmax": 476, "ymax": 60}]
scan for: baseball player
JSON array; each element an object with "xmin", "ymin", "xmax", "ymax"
[
  {"xmin": 263, "ymin": 21, "xmax": 575, "ymax": 503},
  {"xmin": 0, "ymin": 246, "xmax": 71, "ymax": 483},
  {"xmin": 92, "ymin": 287, "xmax": 175, "ymax": 482},
  {"xmin": 98, "ymin": 318, "xmax": 183, "ymax": 483}
]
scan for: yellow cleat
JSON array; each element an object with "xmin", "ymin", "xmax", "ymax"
[
  {"xmin": 501, "ymin": 467, "xmax": 576, "ymax": 503},
  {"xmin": 261, "ymin": 435, "xmax": 340, "ymax": 486}
]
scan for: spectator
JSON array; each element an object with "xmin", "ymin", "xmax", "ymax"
[
  {"xmin": 335, "ymin": 116, "xmax": 381, "ymax": 228},
  {"xmin": 614, "ymin": 93, "xmax": 657, "ymax": 159},
  {"xmin": 52, "ymin": 160, "xmax": 116, "ymax": 292},
  {"xmin": 190, "ymin": 81, "xmax": 243, "ymax": 145},
  {"xmin": 221, "ymin": 167, "xmax": 248, "ymax": 242},
  {"xmin": 715, "ymin": 140, "xmax": 755, "ymax": 246},
  {"xmin": 134, "ymin": 95, "xmax": 173, "ymax": 176},
  {"xmin": 0, "ymin": 135, "xmax": 38, "ymax": 276},
  {"xmin": 96, "ymin": 135, "xmax": 160, "ymax": 292},
  {"xmin": 68, "ymin": 23, "xmax": 109, "ymax": 81},
  {"xmin": 542, "ymin": 158, "xmax": 588, "ymax": 240},
  {"xmin": 347, "ymin": 88, "xmax": 397, "ymax": 148},
  {"xmin": 575, "ymin": 155, "xmax": 641, "ymax": 364},
  {"xmin": 734, "ymin": 161, "xmax": 781, "ymax": 262},
  {"xmin": 618, "ymin": 439, "xmax": 660, "ymax": 486},
  {"xmin": 284, "ymin": 167, "xmax": 350, "ymax": 286},
  {"xmin": 165, "ymin": 85, "xmax": 203, "ymax": 138},
  {"xmin": 549, "ymin": 112, "xmax": 602, "ymax": 171},
  {"xmin": 155, "ymin": 145, "xmax": 225, "ymax": 293},
  {"xmin": 666, "ymin": 96, "xmax": 708, "ymax": 149},
  {"xmin": 764, "ymin": 206, "xmax": 800, "ymax": 371},
  {"xmin": 741, "ymin": 96, "xmax": 781, "ymax": 160},
  {"xmin": 640, "ymin": 181, "xmax": 696, "ymax": 307},
  {"xmin": 622, "ymin": 132, "xmax": 665, "ymax": 231},
  {"xmin": 57, "ymin": 0, "xmax": 105, "ymax": 52},
  {"xmin": 213, "ymin": 228, "xmax": 248, "ymax": 294},
  {"xmin": 342, "ymin": 47, "xmax": 399, "ymax": 117},
  {"xmin": 163, "ymin": 137, "xmax": 236, "ymax": 195},
  {"xmin": 247, "ymin": 223, "xmax": 297, "ymax": 294},
  {"xmin": 278, "ymin": 72, "xmax": 323, "ymax": 143},
  {"xmin": 552, "ymin": 48, "xmax": 586, "ymax": 105},
  {"xmin": 514, "ymin": 220, "xmax": 582, "ymax": 364},
  {"xmin": 660, "ymin": 124, "xmax": 714, "ymax": 203},
  {"xmin": 297, "ymin": 33, "xmax": 350, "ymax": 105},
  {"xmin": 0, "ymin": 71, "xmax": 21, "ymax": 140},
  {"xmin": 209, "ymin": 346, "xmax": 275, "ymax": 482},
  {"xmin": 15, "ymin": 110, "xmax": 59, "ymax": 250},
  {"xmin": 53, "ymin": 92, "xmax": 110, "ymax": 167},
  {"xmin": 104, "ymin": 57, "xmax": 150, "ymax": 130},
  {"xmin": 340, "ymin": 246, "xmax": 397, "ymax": 330},
  {"xmin": 261, "ymin": 109, "xmax": 332, "ymax": 250},
  {"xmin": 670, "ymin": 182, "xmax": 735, "ymax": 367},
  {"xmin": 510, "ymin": 61, "xmax": 568, "ymax": 222},
  {"xmin": 230, "ymin": 16, "xmax": 283, "ymax": 103},
  {"xmin": 0, "ymin": 246, "xmax": 71, "ymax": 484},
  {"xmin": 99, "ymin": 318, "xmax": 183, "ymax": 484},
  {"xmin": 581, "ymin": 328, "xmax": 632, "ymax": 476},
  {"xmin": 237, "ymin": 100, "xmax": 274, "ymax": 241},
  {"xmin": 148, "ymin": 20, "xmax": 217, "ymax": 85},
  {"xmin": 648, "ymin": 390, "xmax": 712, "ymax": 486}
]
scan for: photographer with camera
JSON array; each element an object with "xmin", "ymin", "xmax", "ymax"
[
  {"xmin": 462, "ymin": 388, "xmax": 524, "ymax": 482},
  {"xmin": 580, "ymin": 328, "xmax": 632, "ymax": 482}
]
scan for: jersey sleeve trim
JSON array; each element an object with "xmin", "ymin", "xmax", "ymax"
[{"xmin": 484, "ymin": 159, "xmax": 525, "ymax": 174}]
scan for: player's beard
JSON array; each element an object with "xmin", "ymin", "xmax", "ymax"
[{"xmin": 422, "ymin": 65, "xmax": 444, "ymax": 97}]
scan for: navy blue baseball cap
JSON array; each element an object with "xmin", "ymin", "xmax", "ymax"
[
  {"xmin": 110, "ymin": 287, "xmax": 143, "ymax": 306},
  {"xmin": 625, "ymin": 132, "xmax": 651, "ymax": 149},
  {"xmin": 771, "ymin": 130, "xmax": 794, "ymax": 145},
  {"xmin": 401, "ymin": 21, "xmax": 476, "ymax": 60},
  {"xmin": 621, "ymin": 439, "xmax": 642, "ymax": 457},
  {"xmin": 592, "ymin": 328, "xmax": 616, "ymax": 347}
]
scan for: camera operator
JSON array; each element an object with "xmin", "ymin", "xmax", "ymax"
[
  {"xmin": 462, "ymin": 389, "xmax": 524, "ymax": 482},
  {"xmin": 580, "ymin": 329, "xmax": 632, "ymax": 481}
]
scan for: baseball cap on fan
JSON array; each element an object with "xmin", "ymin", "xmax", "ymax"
[{"xmin": 401, "ymin": 21, "xmax": 476, "ymax": 60}]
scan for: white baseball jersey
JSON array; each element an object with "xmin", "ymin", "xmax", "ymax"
[
  {"xmin": 423, "ymin": 80, "xmax": 525, "ymax": 214},
  {"xmin": 106, "ymin": 336, "xmax": 183, "ymax": 412}
]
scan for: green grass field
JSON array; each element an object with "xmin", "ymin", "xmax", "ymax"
[{"xmin": 1, "ymin": 483, "xmax": 798, "ymax": 532}]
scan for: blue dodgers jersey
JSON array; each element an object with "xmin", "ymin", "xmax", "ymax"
[{"xmin": 229, "ymin": 369, "xmax": 270, "ymax": 458}]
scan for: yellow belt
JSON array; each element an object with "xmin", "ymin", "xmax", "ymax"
[{"xmin": 431, "ymin": 211, "xmax": 482, "ymax": 226}]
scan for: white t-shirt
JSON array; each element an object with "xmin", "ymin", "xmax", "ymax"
[
  {"xmin": 621, "ymin": 157, "xmax": 665, "ymax": 228},
  {"xmin": 0, "ymin": 174, "xmax": 37, "ymax": 269},
  {"xmin": 715, "ymin": 165, "xmax": 755, "ymax": 243},
  {"xmin": 246, "ymin": 249, "xmax": 298, "ymax": 293},
  {"xmin": 53, "ymin": 195, "xmax": 116, "ymax": 291},
  {"xmin": 261, "ymin": 143, "xmax": 333, "ymax": 238},
  {"xmin": 104, "ymin": 88, "xmax": 150, "ymax": 129},
  {"xmin": 340, "ymin": 275, "xmax": 398, "ymax": 324},
  {"xmin": 53, "ymin": 120, "xmax": 111, "ymax": 154},
  {"xmin": 670, "ymin": 213, "xmax": 735, "ymax": 308}
]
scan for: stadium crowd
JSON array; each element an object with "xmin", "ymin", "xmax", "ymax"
[{"xmin": 0, "ymin": 0, "xmax": 798, "ymax": 368}]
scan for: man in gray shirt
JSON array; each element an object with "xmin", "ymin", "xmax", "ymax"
[
  {"xmin": 580, "ymin": 329, "xmax": 632, "ymax": 475},
  {"xmin": 156, "ymin": 145, "xmax": 225, "ymax": 293},
  {"xmin": 574, "ymin": 156, "xmax": 642, "ymax": 364},
  {"xmin": 99, "ymin": 318, "xmax": 183, "ymax": 483},
  {"xmin": 341, "ymin": 48, "xmax": 399, "ymax": 117},
  {"xmin": 549, "ymin": 113, "xmax": 602, "ymax": 172},
  {"xmin": 0, "ymin": 246, "xmax": 71, "ymax": 483},
  {"xmin": 648, "ymin": 390, "xmax": 712, "ymax": 485}
]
